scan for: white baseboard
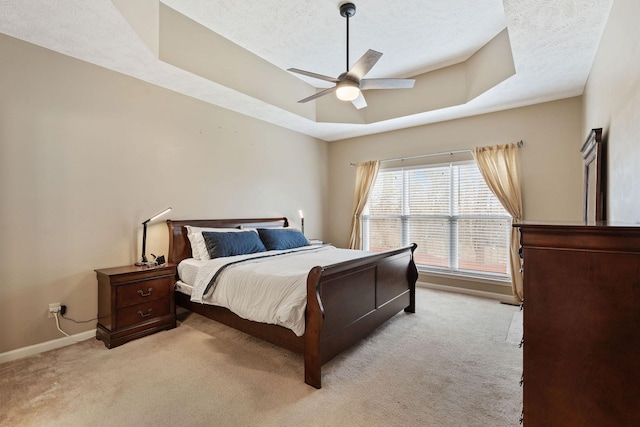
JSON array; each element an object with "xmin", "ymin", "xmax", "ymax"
[
  {"xmin": 2, "ymin": 283, "xmax": 515, "ymax": 365},
  {"xmin": 0, "ymin": 330, "xmax": 95, "ymax": 365},
  {"xmin": 417, "ymin": 281, "xmax": 518, "ymax": 305}
]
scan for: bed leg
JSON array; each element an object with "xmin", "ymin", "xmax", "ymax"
[{"xmin": 305, "ymin": 355, "xmax": 322, "ymax": 389}]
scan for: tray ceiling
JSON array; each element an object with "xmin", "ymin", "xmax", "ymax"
[{"xmin": 0, "ymin": 0, "xmax": 613, "ymax": 141}]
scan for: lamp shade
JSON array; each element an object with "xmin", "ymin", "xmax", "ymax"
[{"xmin": 145, "ymin": 207, "xmax": 172, "ymax": 224}]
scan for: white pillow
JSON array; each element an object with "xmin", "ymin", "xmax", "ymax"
[{"xmin": 185, "ymin": 226, "xmax": 257, "ymax": 260}]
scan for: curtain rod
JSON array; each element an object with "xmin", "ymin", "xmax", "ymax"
[{"xmin": 350, "ymin": 140, "xmax": 524, "ymax": 167}]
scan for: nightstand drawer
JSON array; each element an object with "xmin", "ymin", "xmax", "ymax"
[
  {"xmin": 116, "ymin": 276, "xmax": 172, "ymax": 307},
  {"xmin": 116, "ymin": 298, "xmax": 170, "ymax": 329}
]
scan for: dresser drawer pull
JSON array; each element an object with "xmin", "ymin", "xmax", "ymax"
[
  {"xmin": 137, "ymin": 288, "xmax": 153, "ymax": 297},
  {"xmin": 137, "ymin": 308, "xmax": 153, "ymax": 318}
]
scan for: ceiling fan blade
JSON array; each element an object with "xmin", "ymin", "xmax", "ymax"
[
  {"xmin": 346, "ymin": 49, "xmax": 383, "ymax": 81},
  {"xmin": 297, "ymin": 86, "xmax": 338, "ymax": 103},
  {"xmin": 287, "ymin": 68, "xmax": 339, "ymax": 83},
  {"xmin": 351, "ymin": 92, "xmax": 368, "ymax": 110},
  {"xmin": 360, "ymin": 78, "xmax": 416, "ymax": 90}
]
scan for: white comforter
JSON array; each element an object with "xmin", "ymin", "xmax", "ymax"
[{"xmin": 188, "ymin": 245, "xmax": 371, "ymax": 336}]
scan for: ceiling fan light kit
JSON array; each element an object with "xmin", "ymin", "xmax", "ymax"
[
  {"xmin": 336, "ymin": 79, "xmax": 360, "ymax": 101},
  {"xmin": 288, "ymin": 2, "xmax": 415, "ymax": 109}
]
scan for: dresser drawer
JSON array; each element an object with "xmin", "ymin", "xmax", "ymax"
[
  {"xmin": 116, "ymin": 276, "xmax": 172, "ymax": 308},
  {"xmin": 116, "ymin": 298, "xmax": 170, "ymax": 329}
]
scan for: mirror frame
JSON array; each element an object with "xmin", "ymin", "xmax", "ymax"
[{"xmin": 580, "ymin": 128, "xmax": 605, "ymax": 223}]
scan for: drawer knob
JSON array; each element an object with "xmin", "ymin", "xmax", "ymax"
[
  {"xmin": 137, "ymin": 288, "xmax": 153, "ymax": 297},
  {"xmin": 137, "ymin": 308, "xmax": 153, "ymax": 318}
]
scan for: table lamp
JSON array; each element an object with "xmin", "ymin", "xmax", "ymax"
[
  {"xmin": 299, "ymin": 209, "xmax": 304, "ymax": 235},
  {"xmin": 135, "ymin": 207, "xmax": 172, "ymax": 266}
]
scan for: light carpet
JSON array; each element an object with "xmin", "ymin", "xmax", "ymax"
[{"xmin": 0, "ymin": 288, "xmax": 523, "ymax": 426}]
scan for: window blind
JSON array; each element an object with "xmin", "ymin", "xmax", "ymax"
[{"xmin": 363, "ymin": 161, "xmax": 511, "ymax": 279}]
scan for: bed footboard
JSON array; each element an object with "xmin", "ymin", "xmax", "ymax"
[{"xmin": 304, "ymin": 244, "xmax": 418, "ymax": 388}]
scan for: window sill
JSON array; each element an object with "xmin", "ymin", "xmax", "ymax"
[{"xmin": 418, "ymin": 268, "xmax": 511, "ymax": 287}]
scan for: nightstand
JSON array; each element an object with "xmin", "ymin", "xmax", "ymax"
[{"xmin": 95, "ymin": 264, "xmax": 176, "ymax": 349}]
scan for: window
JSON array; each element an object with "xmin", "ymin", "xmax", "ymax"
[{"xmin": 362, "ymin": 161, "xmax": 512, "ymax": 279}]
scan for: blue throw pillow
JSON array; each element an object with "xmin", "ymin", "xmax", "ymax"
[
  {"xmin": 202, "ymin": 231, "xmax": 266, "ymax": 258},
  {"xmin": 257, "ymin": 228, "xmax": 309, "ymax": 251}
]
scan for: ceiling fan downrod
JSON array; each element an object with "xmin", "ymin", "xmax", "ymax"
[{"xmin": 340, "ymin": 3, "xmax": 356, "ymax": 72}]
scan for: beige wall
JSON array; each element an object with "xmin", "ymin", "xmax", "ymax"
[
  {"xmin": 0, "ymin": 35, "xmax": 327, "ymax": 353},
  {"xmin": 583, "ymin": 0, "xmax": 640, "ymax": 224},
  {"xmin": 327, "ymin": 97, "xmax": 584, "ymax": 296},
  {"xmin": 327, "ymin": 97, "xmax": 585, "ymax": 246}
]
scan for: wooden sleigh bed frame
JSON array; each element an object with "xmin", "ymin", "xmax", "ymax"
[{"xmin": 167, "ymin": 217, "xmax": 418, "ymax": 388}]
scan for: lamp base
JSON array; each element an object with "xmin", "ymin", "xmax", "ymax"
[
  {"xmin": 135, "ymin": 261, "xmax": 156, "ymax": 267},
  {"xmin": 136, "ymin": 254, "xmax": 166, "ymax": 268}
]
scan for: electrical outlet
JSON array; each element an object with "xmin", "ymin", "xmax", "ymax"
[{"xmin": 48, "ymin": 302, "xmax": 61, "ymax": 318}]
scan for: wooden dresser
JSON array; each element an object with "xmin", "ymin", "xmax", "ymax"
[
  {"xmin": 516, "ymin": 223, "xmax": 640, "ymax": 426},
  {"xmin": 95, "ymin": 264, "xmax": 176, "ymax": 348}
]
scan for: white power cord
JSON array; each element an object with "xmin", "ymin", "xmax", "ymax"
[{"xmin": 53, "ymin": 312, "xmax": 84, "ymax": 343}]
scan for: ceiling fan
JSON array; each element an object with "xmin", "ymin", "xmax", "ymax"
[{"xmin": 287, "ymin": 2, "xmax": 415, "ymax": 110}]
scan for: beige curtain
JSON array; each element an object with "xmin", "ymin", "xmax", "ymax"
[
  {"xmin": 472, "ymin": 144, "xmax": 524, "ymax": 302},
  {"xmin": 348, "ymin": 160, "xmax": 380, "ymax": 249}
]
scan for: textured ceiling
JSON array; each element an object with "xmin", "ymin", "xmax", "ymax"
[{"xmin": 0, "ymin": 0, "xmax": 613, "ymax": 141}]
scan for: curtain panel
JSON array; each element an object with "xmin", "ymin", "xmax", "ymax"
[
  {"xmin": 348, "ymin": 160, "xmax": 380, "ymax": 249},
  {"xmin": 472, "ymin": 143, "xmax": 524, "ymax": 302}
]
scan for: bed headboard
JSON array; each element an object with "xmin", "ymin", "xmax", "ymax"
[{"xmin": 166, "ymin": 217, "xmax": 289, "ymax": 265}]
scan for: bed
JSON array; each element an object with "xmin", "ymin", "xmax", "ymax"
[{"xmin": 167, "ymin": 217, "xmax": 418, "ymax": 388}]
